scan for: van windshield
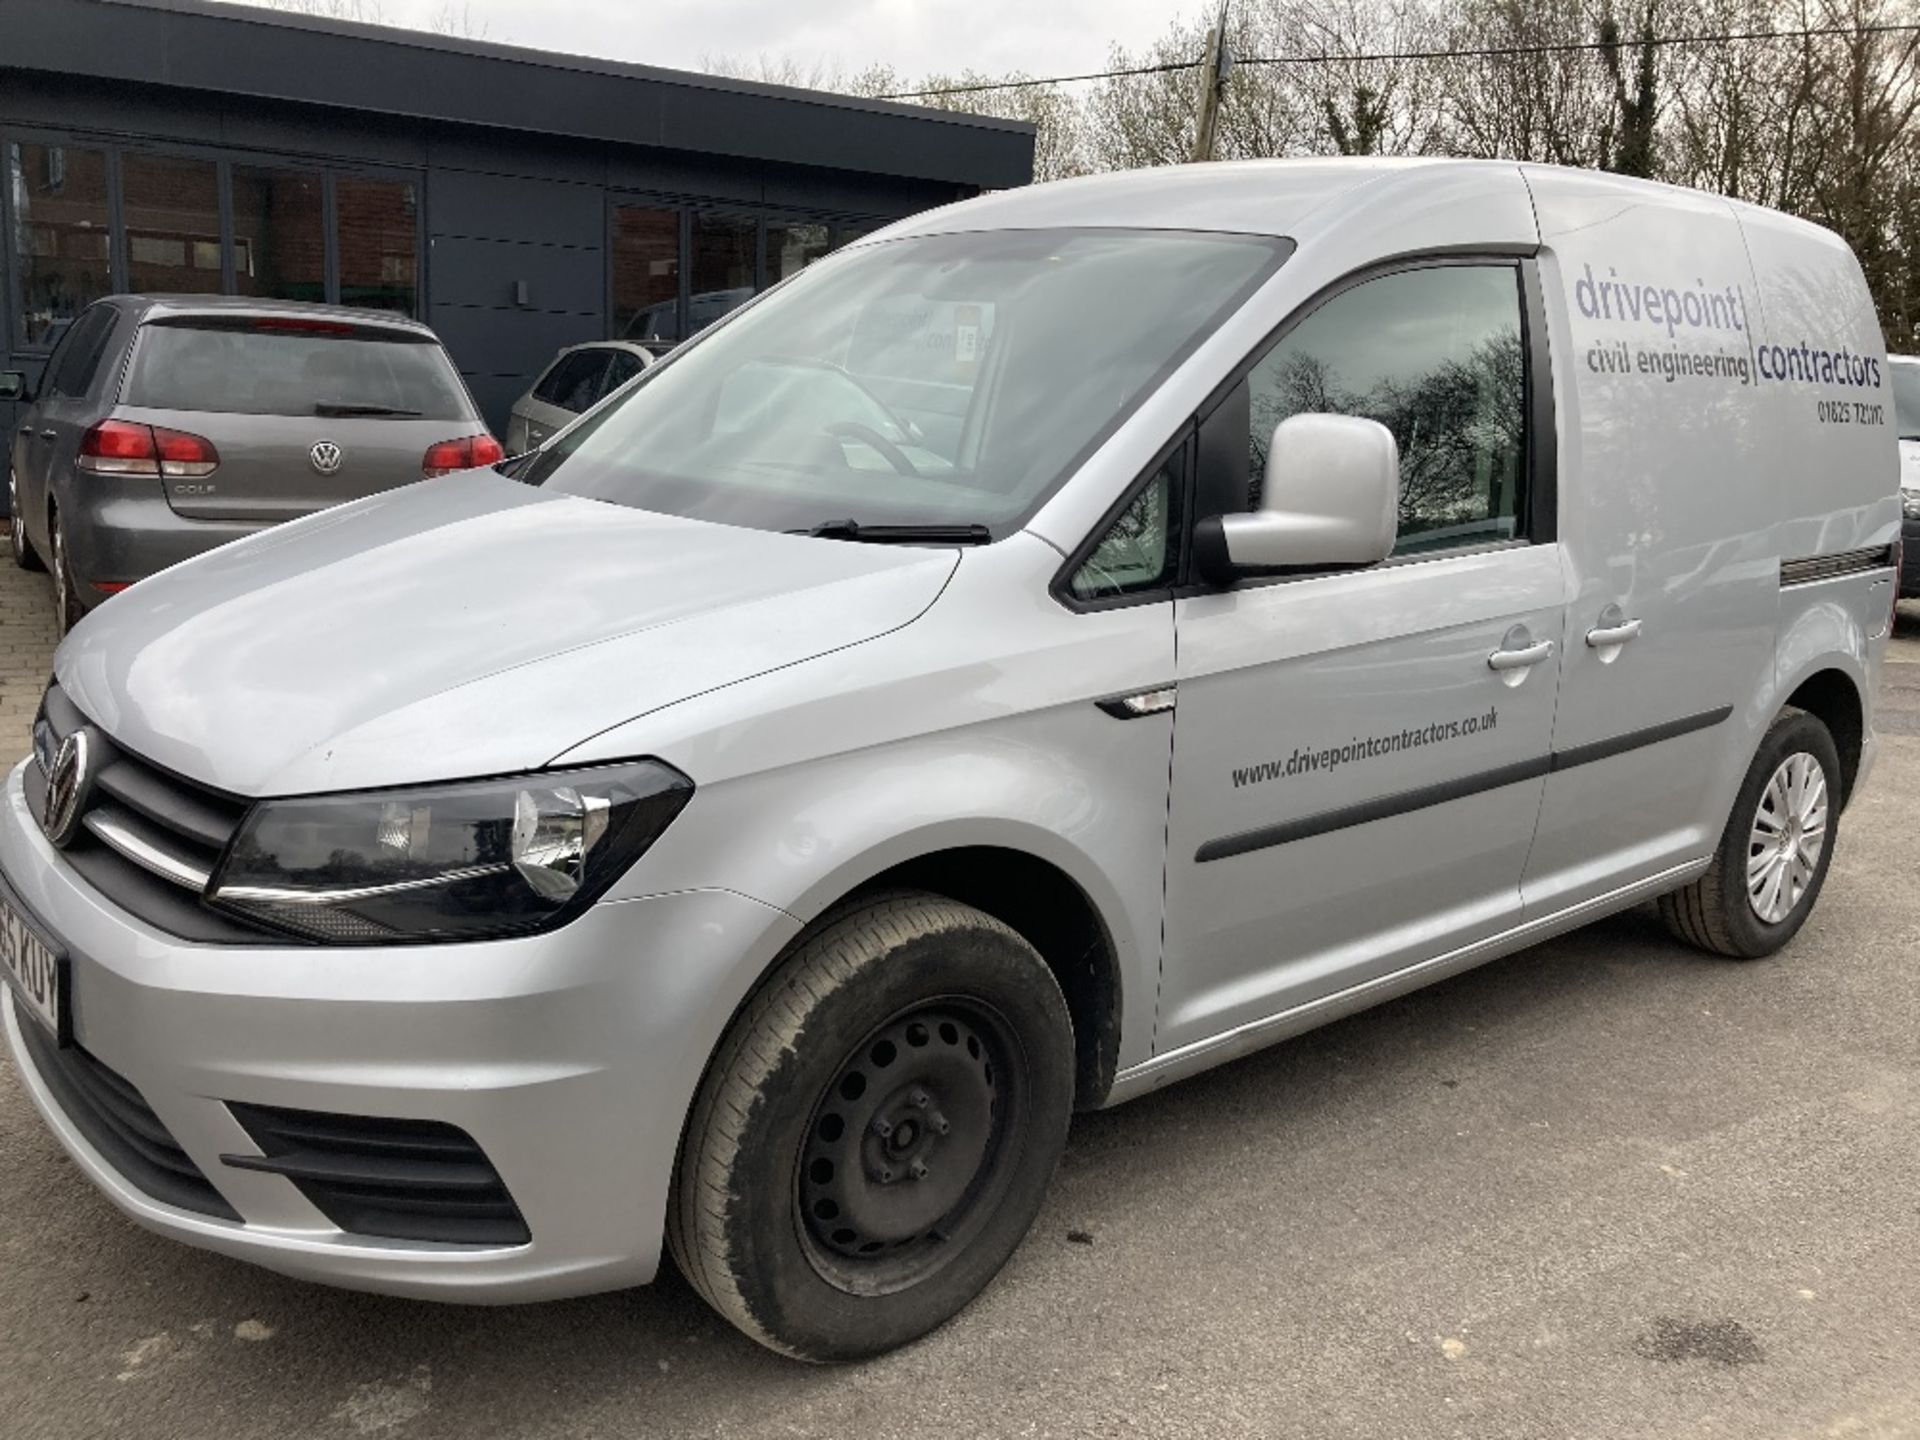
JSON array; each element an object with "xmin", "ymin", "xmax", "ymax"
[
  {"xmin": 1891, "ymin": 358, "xmax": 1920, "ymax": 441},
  {"xmin": 522, "ymin": 229, "xmax": 1289, "ymax": 536}
]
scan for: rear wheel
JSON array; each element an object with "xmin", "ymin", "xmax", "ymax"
[
  {"xmin": 7, "ymin": 467, "xmax": 41, "ymax": 571},
  {"xmin": 1659, "ymin": 708, "xmax": 1841, "ymax": 958},
  {"xmin": 49, "ymin": 506, "xmax": 83, "ymax": 636},
  {"xmin": 668, "ymin": 892, "xmax": 1075, "ymax": 1361}
]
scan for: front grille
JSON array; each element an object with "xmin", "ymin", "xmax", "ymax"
[
  {"xmin": 17, "ymin": 1018, "xmax": 239, "ymax": 1220},
  {"xmin": 29, "ymin": 684, "xmax": 273, "ymax": 944},
  {"xmin": 223, "ymin": 1103, "xmax": 531, "ymax": 1246}
]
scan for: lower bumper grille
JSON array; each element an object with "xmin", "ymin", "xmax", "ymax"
[
  {"xmin": 17, "ymin": 1020, "xmax": 239, "ymax": 1221},
  {"xmin": 223, "ymin": 1103, "xmax": 530, "ymax": 1246}
]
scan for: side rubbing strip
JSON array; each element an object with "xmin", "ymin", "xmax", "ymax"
[
  {"xmin": 1196, "ymin": 705, "xmax": 1733, "ymax": 863},
  {"xmin": 1780, "ymin": 545, "xmax": 1896, "ymax": 587},
  {"xmin": 1547, "ymin": 705, "xmax": 1732, "ymax": 772}
]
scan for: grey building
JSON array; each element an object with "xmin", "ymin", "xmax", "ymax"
[{"xmin": 0, "ymin": 0, "xmax": 1034, "ymax": 479}]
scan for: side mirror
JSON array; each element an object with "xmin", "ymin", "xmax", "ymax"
[
  {"xmin": 0, "ymin": 371, "xmax": 28, "ymax": 404},
  {"xmin": 1194, "ymin": 413, "xmax": 1398, "ymax": 586}
]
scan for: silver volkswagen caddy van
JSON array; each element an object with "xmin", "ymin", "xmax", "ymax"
[{"xmin": 1, "ymin": 160, "xmax": 1902, "ymax": 1361}]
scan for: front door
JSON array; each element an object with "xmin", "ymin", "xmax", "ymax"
[{"xmin": 1157, "ymin": 259, "xmax": 1568, "ymax": 1054}]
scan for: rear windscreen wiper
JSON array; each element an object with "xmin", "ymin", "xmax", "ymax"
[
  {"xmin": 801, "ymin": 519, "xmax": 992, "ymax": 545},
  {"xmin": 313, "ymin": 402, "xmax": 423, "ymax": 418}
]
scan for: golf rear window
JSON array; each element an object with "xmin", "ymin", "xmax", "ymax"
[{"xmin": 125, "ymin": 321, "xmax": 472, "ymax": 420}]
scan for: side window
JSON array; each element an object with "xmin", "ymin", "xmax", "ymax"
[
  {"xmin": 47, "ymin": 307, "xmax": 117, "ymax": 399},
  {"xmin": 597, "ymin": 350, "xmax": 645, "ymax": 402},
  {"xmin": 1245, "ymin": 265, "xmax": 1527, "ymax": 554},
  {"xmin": 1068, "ymin": 446, "xmax": 1185, "ymax": 602},
  {"xmin": 534, "ymin": 352, "xmax": 609, "ymax": 412}
]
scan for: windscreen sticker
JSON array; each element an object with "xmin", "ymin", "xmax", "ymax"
[
  {"xmin": 1231, "ymin": 705, "xmax": 1498, "ymax": 791},
  {"xmin": 1572, "ymin": 262, "xmax": 1887, "ymax": 427}
]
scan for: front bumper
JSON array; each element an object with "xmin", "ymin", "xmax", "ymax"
[{"xmin": 0, "ymin": 761, "xmax": 799, "ymax": 1302}]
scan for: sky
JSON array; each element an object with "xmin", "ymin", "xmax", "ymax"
[{"xmin": 230, "ymin": 0, "xmax": 1191, "ymax": 87}]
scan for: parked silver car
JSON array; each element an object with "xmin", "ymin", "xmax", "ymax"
[
  {"xmin": 505, "ymin": 341, "xmax": 652, "ymax": 454},
  {"xmin": 1, "ymin": 296, "xmax": 499, "ymax": 633}
]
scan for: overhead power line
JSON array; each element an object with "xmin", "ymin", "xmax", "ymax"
[
  {"xmin": 876, "ymin": 61, "xmax": 1189, "ymax": 100},
  {"xmin": 876, "ymin": 20, "xmax": 1920, "ymax": 101},
  {"xmin": 1238, "ymin": 19, "xmax": 1920, "ymax": 67}
]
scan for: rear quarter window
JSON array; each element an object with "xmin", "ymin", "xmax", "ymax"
[{"xmin": 124, "ymin": 323, "xmax": 472, "ymax": 420}]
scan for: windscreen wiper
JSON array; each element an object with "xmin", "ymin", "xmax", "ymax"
[
  {"xmin": 313, "ymin": 402, "xmax": 424, "ymax": 418},
  {"xmin": 802, "ymin": 519, "xmax": 992, "ymax": 544}
]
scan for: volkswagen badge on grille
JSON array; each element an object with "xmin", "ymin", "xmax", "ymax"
[
  {"xmin": 41, "ymin": 728, "xmax": 96, "ymax": 849},
  {"xmin": 309, "ymin": 440, "xmax": 344, "ymax": 475}
]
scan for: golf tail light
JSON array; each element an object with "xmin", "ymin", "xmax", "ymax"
[
  {"xmin": 77, "ymin": 420, "xmax": 160, "ymax": 476},
  {"xmin": 208, "ymin": 761, "xmax": 693, "ymax": 944},
  {"xmin": 423, "ymin": 433, "xmax": 506, "ymax": 477},
  {"xmin": 154, "ymin": 427, "xmax": 219, "ymax": 479},
  {"xmin": 78, "ymin": 421, "xmax": 219, "ymax": 479}
]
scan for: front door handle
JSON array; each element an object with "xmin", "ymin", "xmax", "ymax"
[
  {"xmin": 1488, "ymin": 639, "xmax": 1555, "ymax": 671},
  {"xmin": 1586, "ymin": 618, "xmax": 1643, "ymax": 647}
]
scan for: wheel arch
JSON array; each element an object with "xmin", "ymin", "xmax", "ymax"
[
  {"xmin": 1781, "ymin": 666, "xmax": 1865, "ymax": 804},
  {"xmin": 700, "ymin": 825, "xmax": 1136, "ymax": 1116}
]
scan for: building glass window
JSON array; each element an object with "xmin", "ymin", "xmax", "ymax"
[
  {"xmin": 337, "ymin": 176, "xmax": 418, "ymax": 315},
  {"xmin": 690, "ymin": 213, "xmax": 756, "ymax": 334},
  {"xmin": 611, "ymin": 205, "xmax": 681, "ymax": 348},
  {"xmin": 122, "ymin": 152, "xmax": 222, "ymax": 295},
  {"xmin": 232, "ymin": 166, "xmax": 326, "ymax": 303},
  {"xmin": 766, "ymin": 222, "xmax": 830, "ymax": 284},
  {"xmin": 7, "ymin": 141, "xmax": 113, "ymax": 348}
]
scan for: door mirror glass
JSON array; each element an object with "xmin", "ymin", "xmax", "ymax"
[
  {"xmin": 0, "ymin": 371, "xmax": 28, "ymax": 403},
  {"xmin": 1196, "ymin": 413, "xmax": 1399, "ymax": 584}
]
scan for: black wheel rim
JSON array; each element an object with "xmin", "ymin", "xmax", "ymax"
[
  {"xmin": 7, "ymin": 472, "xmax": 19, "ymax": 562},
  {"xmin": 796, "ymin": 998, "xmax": 1028, "ymax": 1297}
]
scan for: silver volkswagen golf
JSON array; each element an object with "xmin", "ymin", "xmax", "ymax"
[
  {"xmin": 0, "ymin": 160, "xmax": 1900, "ymax": 1362},
  {"xmin": 3, "ymin": 295, "xmax": 499, "ymax": 633}
]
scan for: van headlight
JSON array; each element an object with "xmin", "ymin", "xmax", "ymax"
[
  {"xmin": 208, "ymin": 761, "xmax": 693, "ymax": 943},
  {"xmin": 1904, "ymin": 488, "xmax": 1920, "ymax": 520}
]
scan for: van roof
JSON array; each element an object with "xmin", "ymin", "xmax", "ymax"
[
  {"xmin": 879, "ymin": 158, "xmax": 1521, "ymax": 241},
  {"xmin": 878, "ymin": 157, "xmax": 1843, "ymax": 249}
]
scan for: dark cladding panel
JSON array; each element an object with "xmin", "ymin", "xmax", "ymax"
[
  {"xmin": 431, "ymin": 307, "xmax": 604, "ymax": 432},
  {"xmin": 429, "ymin": 236, "xmax": 603, "ymax": 316},
  {"xmin": 429, "ymin": 168, "xmax": 604, "ymax": 248}
]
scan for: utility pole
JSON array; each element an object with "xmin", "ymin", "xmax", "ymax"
[{"xmin": 1191, "ymin": 0, "xmax": 1233, "ymax": 163}]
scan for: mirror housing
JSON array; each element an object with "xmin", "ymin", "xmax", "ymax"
[
  {"xmin": 1194, "ymin": 413, "xmax": 1399, "ymax": 586},
  {"xmin": 0, "ymin": 371, "xmax": 28, "ymax": 404}
]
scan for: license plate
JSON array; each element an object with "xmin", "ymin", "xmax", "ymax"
[{"xmin": 0, "ymin": 888, "xmax": 63, "ymax": 1041}]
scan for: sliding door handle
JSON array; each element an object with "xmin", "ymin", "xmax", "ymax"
[
  {"xmin": 1488, "ymin": 639, "xmax": 1555, "ymax": 671},
  {"xmin": 1586, "ymin": 618, "xmax": 1643, "ymax": 648}
]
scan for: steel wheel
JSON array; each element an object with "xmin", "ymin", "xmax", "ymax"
[
  {"xmin": 797, "ymin": 999, "xmax": 1024, "ymax": 1297},
  {"xmin": 1746, "ymin": 751, "xmax": 1828, "ymax": 924}
]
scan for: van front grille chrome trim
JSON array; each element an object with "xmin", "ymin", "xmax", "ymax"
[
  {"xmin": 1197, "ymin": 705, "xmax": 1733, "ymax": 863},
  {"xmin": 82, "ymin": 805, "xmax": 214, "ymax": 891},
  {"xmin": 1780, "ymin": 544, "xmax": 1896, "ymax": 587}
]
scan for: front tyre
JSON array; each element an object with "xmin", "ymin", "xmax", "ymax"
[
  {"xmin": 1659, "ymin": 708, "xmax": 1842, "ymax": 959},
  {"xmin": 668, "ymin": 892, "xmax": 1075, "ymax": 1361}
]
